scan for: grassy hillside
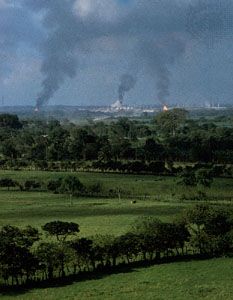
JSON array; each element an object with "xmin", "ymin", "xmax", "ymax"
[
  {"xmin": 1, "ymin": 258, "xmax": 233, "ymax": 300},
  {"xmin": 0, "ymin": 171, "xmax": 233, "ymax": 299}
]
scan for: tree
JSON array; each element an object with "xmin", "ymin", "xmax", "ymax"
[
  {"xmin": 24, "ymin": 180, "xmax": 41, "ymax": 191},
  {"xmin": 0, "ymin": 225, "xmax": 39, "ymax": 285},
  {"xmin": 196, "ymin": 168, "xmax": 213, "ymax": 188},
  {"xmin": 0, "ymin": 114, "xmax": 22, "ymax": 129},
  {"xmin": 1, "ymin": 140, "xmax": 18, "ymax": 160},
  {"xmin": 42, "ymin": 221, "xmax": 79, "ymax": 242},
  {"xmin": 0, "ymin": 178, "xmax": 17, "ymax": 191},
  {"xmin": 118, "ymin": 233, "xmax": 140, "ymax": 263},
  {"xmin": 182, "ymin": 205, "xmax": 233, "ymax": 255},
  {"xmin": 91, "ymin": 235, "xmax": 120, "ymax": 268},
  {"xmin": 155, "ymin": 108, "xmax": 188, "ymax": 137},
  {"xmin": 178, "ymin": 169, "xmax": 197, "ymax": 187},
  {"xmin": 98, "ymin": 143, "xmax": 112, "ymax": 162},
  {"xmin": 143, "ymin": 138, "xmax": 165, "ymax": 161},
  {"xmin": 61, "ymin": 175, "xmax": 84, "ymax": 199},
  {"xmin": 47, "ymin": 178, "xmax": 63, "ymax": 193},
  {"xmin": 35, "ymin": 242, "xmax": 60, "ymax": 280},
  {"xmin": 131, "ymin": 217, "xmax": 167, "ymax": 260},
  {"xmin": 70, "ymin": 238, "xmax": 93, "ymax": 271}
]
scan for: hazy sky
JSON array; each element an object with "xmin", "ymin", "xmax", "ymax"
[{"xmin": 1, "ymin": 0, "xmax": 233, "ymax": 107}]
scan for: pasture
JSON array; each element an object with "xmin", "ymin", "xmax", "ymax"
[
  {"xmin": 0, "ymin": 190, "xmax": 187, "ymax": 236},
  {"xmin": 1, "ymin": 170, "xmax": 233, "ymax": 234},
  {"xmin": 1, "ymin": 258, "xmax": 233, "ymax": 300},
  {"xmin": 1, "ymin": 170, "xmax": 233, "ymax": 299}
]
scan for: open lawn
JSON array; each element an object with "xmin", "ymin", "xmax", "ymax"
[{"xmin": 1, "ymin": 258, "xmax": 233, "ymax": 300}]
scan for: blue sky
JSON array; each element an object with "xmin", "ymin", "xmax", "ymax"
[{"xmin": 0, "ymin": 0, "xmax": 233, "ymax": 107}]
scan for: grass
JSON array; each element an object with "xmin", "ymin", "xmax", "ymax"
[
  {"xmin": 0, "ymin": 190, "xmax": 187, "ymax": 236},
  {"xmin": 1, "ymin": 258, "xmax": 233, "ymax": 300},
  {"xmin": 0, "ymin": 170, "xmax": 233, "ymax": 235},
  {"xmin": 0, "ymin": 170, "xmax": 233, "ymax": 299},
  {"xmin": 1, "ymin": 170, "xmax": 233, "ymax": 201}
]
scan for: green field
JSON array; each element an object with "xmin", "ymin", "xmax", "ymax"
[
  {"xmin": 1, "ymin": 170, "xmax": 233, "ymax": 299},
  {"xmin": 1, "ymin": 170, "xmax": 233, "ymax": 200},
  {"xmin": 0, "ymin": 190, "xmax": 188, "ymax": 236},
  {"xmin": 1, "ymin": 258, "xmax": 233, "ymax": 300},
  {"xmin": 1, "ymin": 170, "xmax": 233, "ymax": 235}
]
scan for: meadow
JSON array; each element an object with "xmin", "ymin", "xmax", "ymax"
[
  {"xmin": 1, "ymin": 170, "xmax": 233, "ymax": 299},
  {"xmin": 1, "ymin": 170, "xmax": 233, "ymax": 234},
  {"xmin": 1, "ymin": 258, "xmax": 233, "ymax": 300}
]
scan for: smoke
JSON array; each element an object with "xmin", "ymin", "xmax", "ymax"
[
  {"xmin": 25, "ymin": 0, "xmax": 189, "ymax": 108},
  {"xmin": 186, "ymin": 0, "xmax": 233, "ymax": 48},
  {"xmin": 118, "ymin": 74, "xmax": 136, "ymax": 103},
  {"xmin": 19, "ymin": 0, "xmax": 233, "ymax": 107},
  {"xmin": 141, "ymin": 34, "xmax": 186, "ymax": 105},
  {"xmin": 24, "ymin": 0, "xmax": 80, "ymax": 108}
]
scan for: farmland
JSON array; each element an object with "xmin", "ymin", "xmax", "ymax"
[
  {"xmin": 1, "ymin": 258, "xmax": 233, "ymax": 300},
  {"xmin": 0, "ymin": 170, "xmax": 233, "ymax": 299},
  {"xmin": 1, "ymin": 170, "xmax": 233, "ymax": 233}
]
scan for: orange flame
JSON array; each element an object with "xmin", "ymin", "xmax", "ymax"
[{"xmin": 163, "ymin": 105, "xmax": 168, "ymax": 112}]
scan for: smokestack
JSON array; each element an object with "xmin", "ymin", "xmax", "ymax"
[{"xmin": 118, "ymin": 74, "xmax": 136, "ymax": 104}]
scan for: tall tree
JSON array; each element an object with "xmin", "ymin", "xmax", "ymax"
[{"xmin": 155, "ymin": 108, "xmax": 188, "ymax": 137}]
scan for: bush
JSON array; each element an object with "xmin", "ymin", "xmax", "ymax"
[
  {"xmin": 86, "ymin": 182, "xmax": 103, "ymax": 196},
  {"xmin": 24, "ymin": 180, "xmax": 41, "ymax": 191},
  {"xmin": 0, "ymin": 178, "xmax": 17, "ymax": 190},
  {"xmin": 47, "ymin": 178, "xmax": 63, "ymax": 193}
]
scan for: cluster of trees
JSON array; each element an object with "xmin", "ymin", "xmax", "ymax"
[
  {"xmin": 179, "ymin": 167, "xmax": 214, "ymax": 188},
  {"xmin": 0, "ymin": 175, "xmax": 105, "ymax": 197},
  {"xmin": 0, "ymin": 175, "xmax": 130, "ymax": 199},
  {"xmin": 1, "ymin": 111, "xmax": 233, "ymax": 172},
  {"xmin": 1, "ymin": 205, "xmax": 233, "ymax": 287}
]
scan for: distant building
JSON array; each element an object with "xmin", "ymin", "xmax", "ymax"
[{"xmin": 111, "ymin": 100, "xmax": 123, "ymax": 111}]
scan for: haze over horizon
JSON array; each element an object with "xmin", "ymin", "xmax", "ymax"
[{"xmin": 1, "ymin": 0, "xmax": 233, "ymax": 107}]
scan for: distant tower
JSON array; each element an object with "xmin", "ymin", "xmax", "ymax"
[{"xmin": 1, "ymin": 96, "xmax": 4, "ymax": 106}]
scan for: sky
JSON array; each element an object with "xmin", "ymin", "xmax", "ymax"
[{"xmin": 0, "ymin": 0, "xmax": 233, "ymax": 107}]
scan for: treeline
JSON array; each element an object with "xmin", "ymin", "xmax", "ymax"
[
  {"xmin": 1, "ymin": 205, "xmax": 233, "ymax": 287},
  {"xmin": 0, "ymin": 165, "xmax": 221, "ymax": 200},
  {"xmin": 1, "ymin": 111, "xmax": 233, "ymax": 171},
  {"xmin": 0, "ymin": 175, "xmax": 124, "ymax": 198}
]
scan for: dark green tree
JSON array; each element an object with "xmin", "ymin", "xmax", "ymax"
[
  {"xmin": 155, "ymin": 108, "xmax": 188, "ymax": 137},
  {"xmin": 42, "ymin": 221, "xmax": 79, "ymax": 242}
]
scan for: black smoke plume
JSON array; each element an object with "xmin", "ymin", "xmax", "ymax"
[
  {"xmin": 118, "ymin": 74, "xmax": 136, "ymax": 103},
  {"xmin": 25, "ymin": 0, "xmax": 80, "ymax": 108},
  {"xmin": 22, "ymin": 0, "xmax": 233, "ymax": 109},
  {"xmin": 141, "ymin": 34, "xmax": 186, "ymax": 105}
]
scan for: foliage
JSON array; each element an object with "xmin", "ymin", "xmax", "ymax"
[
  {"xmin": 0, "ymin": 114, "xmax": 22, "ymax": 129},
  {"xmin": 178, "ymin": 169, "xmax": 197, "ymax": 187},
  {"xmin": 61, "ymin": 175, "xmax": 84, "ymax": 196},
  {"xmin": 178, "ymin": 168, "xmax": 214, "ymax": 188},
  {"xmin": 42, "ymin": 221, "xmax": 79, "ymax": 242},
  {"xmin": 0, "ymin": 204, "xmax": 233, "ymax": 287},
  {"xmin": 24, "ymin": 180, "xmax": 41, "ymax": 191},
  {"xmin": 0, "ymin": 178, "xmax": 17, "ymax": 190},
  {"xmin": 1, "ymin": 113, "xmax": 233, "ymax": 171},
  {"xmin": 155, "ymin": 108, "xmax": 188, "ymax": 136}
]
